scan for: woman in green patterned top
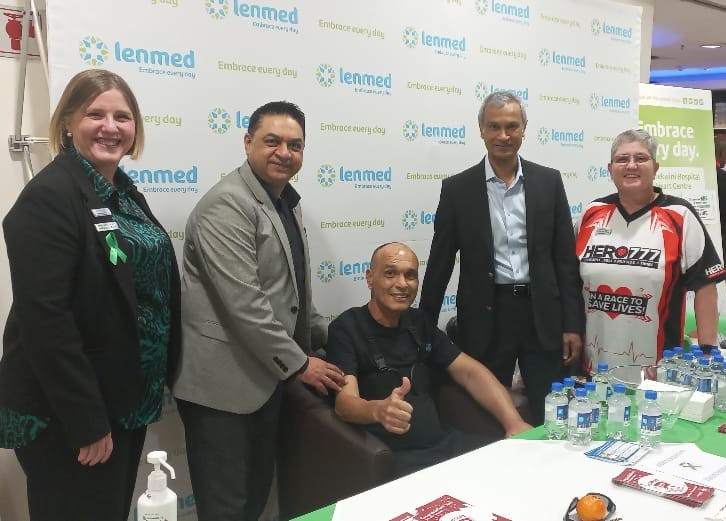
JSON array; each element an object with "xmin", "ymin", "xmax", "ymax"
[{"xmin": 0, "ymin": 69, "xmax": 181, "ymax": 521}]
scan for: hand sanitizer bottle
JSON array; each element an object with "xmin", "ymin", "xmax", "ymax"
[{"xmin": 137, "ymin": 450, "xmax": 177, "ymax": 521}]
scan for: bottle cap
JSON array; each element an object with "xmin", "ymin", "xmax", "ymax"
[
  {"xmin": 597, "ymin": 362, "xmax": 608, "ymax": 372},
  {"xmin": 673, "ymin": 346, "xmax": 684, "ymax": 354},
  {"xmin": 551, "ymin": 382, "xmax": 564, "ymax": 392},
  {"xmin": 699, "ymin": 357, "xmax": 710, "ymax": 366},
  {"xmin": 662, "ymin": 349, "xmax": 673, "ymax": 358},
  {"xmin": 644, "ymin": 390, "xmax": 657, "ymax": 400},
  {"xmin": 613, "ymin": 383, "xmax": 626, "ymax": 394},
  {"xmin": 714, "ymin": 355, "xmax": 724, "ymax": 363},
  {"xmin": 575, "ymin": 387, "xmax": 587, "ymax": 397},
  {"xmin": 585, "ymin": 381, "xmax": 596, "ymax": 391},
  {"xmin": 563, "ymin": 377, "xmax": 574, "ymax": 387},
  {"xmin": 683, "ymin": 353, "xmax": 694, "ymax": 361}
]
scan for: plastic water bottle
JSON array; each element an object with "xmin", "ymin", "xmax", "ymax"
[
  {"xmin": 657, "ymin": 350, "xmax": 678, "ymax": 383},
  {"xmin": 639, "ymin": 390, "xmax": 662, "ymax": 448},
  {"xmin": 562, "ymin": 377, "xmax": 575, "ymax": 401},
  {"xmin": 672, "ymin": 346, "xmax": 684, "ymax": 361},
  {"xmin": 544, "ymin": 382, "xmax": 569, "ymax": 440},
  {"xmin": 678, "ymin": 353, "xmax": 695, "ymax": 388},
  {"xmin": 712, "ymin": 356, "xmax": 726, "ymax": 412},
  {"xmin": 696, "ymin": 357, "xmax": 715, "ymax": 394},
  {"xmin": 568, "ymin": 387, "xmax": 592, "ymax": 446},
  {"xmin": 692, "ymin": 347, "xmax": 703, "ymax": 360},
  {"xmin": 592, "ymin": 362, "xmax": 611, "ymax": 420},
  {"xmin": 606, "ymin": 383, "xmax": 631, "ymax": 440},
  {"xmin": 585, "ymin": 382, "xmax": 601, "ymax": 437}
]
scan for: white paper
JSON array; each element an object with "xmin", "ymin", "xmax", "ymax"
[{"xmin": 639, "ymin": 444, "xmax": 726, "ymax": 492}]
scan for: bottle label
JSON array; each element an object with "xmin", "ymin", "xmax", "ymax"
[
  {"xmin": 576, "ymin": 411, "xmax": 591, "ymax": 432},
  {"xmin": 556, "ymin": 404, "xmax": 568, "ymax": 424},
  {"xmin": 697, "ymin": 378, "xmax": 712, "ymax": 393},
  {"xmin": 666, "ymin": 368, "xmax": 678, "ymax": 382},
  {"xmin": 640, "ymin": 413, "xmax": 662, "ymax": 433},
  {"xmin": 605, "ymin": 386, "xmax": 613, "ymax": 400},
  {"xmin": 591, "ymin": 406, "xmax": 600, "ymax": 424},
  {"xmin": 623, "ymin": 405, "xmax": 631, "ymax": 426}
]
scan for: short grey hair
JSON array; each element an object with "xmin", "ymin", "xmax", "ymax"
[
  {"xmin": 610, "ymin": 129, "xmax": 658, "ymax": 161},
  {"xmin": 477, "ymin": 91, "xmax": 527, "ymax": 128}
]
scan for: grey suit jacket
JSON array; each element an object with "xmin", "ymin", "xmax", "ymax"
[{"xmin": 172, "ymin": 161, "xmax": 326, "ymax": 413}]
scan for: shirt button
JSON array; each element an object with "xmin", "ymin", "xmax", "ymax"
[
  {"xmin": 487, "ymin": 272, "xmax": 494, "ymax": 278},
  {"xmin": 486, "ymin": 305, "xmax": 493, "ymax": 311},
  {"xmin": 291, "ymin": 306, "xmax": 298, "ymax": 313}
]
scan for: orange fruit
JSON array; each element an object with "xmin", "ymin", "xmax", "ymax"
[{"xmin": 576, "ymin": 494, "xmax": 607, "ymax": 521}]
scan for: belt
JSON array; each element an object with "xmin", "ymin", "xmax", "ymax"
[{"xmin": 495, "ymin": 283, "xmax": 531, "ymax": 298}]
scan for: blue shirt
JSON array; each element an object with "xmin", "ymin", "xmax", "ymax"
[{"xmin": 484, "ymin": 155, "xmax": 530, "ymax": 284}]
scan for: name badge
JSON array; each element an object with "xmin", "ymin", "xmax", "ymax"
[
  {"xmin": 95, "ymin": 222, "xmax": 119, "ymax": 232},
  {"xmin": 595, "ymin": 227, "xmax": 612, "ymax": 235},
  {"xmin": 91, "ymin": 208, "xmax": 112, "ymax": 217}
]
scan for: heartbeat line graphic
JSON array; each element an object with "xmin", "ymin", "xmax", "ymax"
[{"xmin": 586, "ymin": 336, "xmax": 655, "ymax": 364}]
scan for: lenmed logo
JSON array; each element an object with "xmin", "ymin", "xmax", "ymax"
[
  {"xmin": 317, "ymin": 164, "xmax": 336, "ymax": 187},
  {"xmin": 79, "ymin": 36, "xmax": 109, "ymax": 65},
  {"xmin": 476, "ymin": 0, "xmax": 530, "ymax": 24},
  {"xmin": 315, "ymin": 63, "xmax": 392, "ymax": 95},
  {"xmin": 401, "ymin": 209, "xmax": 435, "ymax": 230},
  {"xmin": 205, "ymin": 0, "xmax": 229, "ymax": 19},
  {"xmin": 402, "ymin": 120, "xmax": 466, "ymax": 145},
  {"xmin": 208, "ymin": 108, "xmax": 232, "ymax": 134},
  {"xmin": 591, "ymin": 18, "xmax": 633, "ymax": 41},
  {"xmin": 316, "ymin": 260, "xmax": 336, "ymax": 283},
  {"xmin": 318, "ymin": 163, "xmax": 393, "ymax": 190},
  {"xmin": 587, "ymin": 165, "xmax": 609, "ymax": 182},
  {"xmin": 538, "ymin": 127, "xmax": 585, "ymax": 148},
  {"xmin": 475, "ymin": 0, "xmax": 489, "ymax": 13},
  {"xmin": 401, "ymin": 26, "xmax": 466, "ymax": 58},
  {"xmin": 205, "ymin": 1, "xmax": 299, "ymax": 34},
  {"xmin": 402, "ymin": 210, "xmax": 418, "ymax": 230},
  {"xmin": 539, "ymin": 47, "xmax": 586, "ymax": 73},
  {"xmin": 78, "ymin": 35, "xmax": 196, "ymax": 79},
  {"xmin": 316, "ymin": 64, "xmax": 335, "ymax": 87},
  {"xmin": 590, "ymin": 93, "xmax": 631, "ymax": 113},
  {"xmin": 317, "ymin": 259, "xmax": 370, "ymax": 282},
  {"xmin": 403, "ymin": 120, "xmax": 419, "ymax": 142},
  {"xmin": 402, "ymin": 26, "xmax": 419, "ymax": 48},
  {"xmin": 207, "ymin": 108, "xmax": 250, "ymax": 134},
  {"xmin": 121, "ymin": 164, "xmax": 199, "ymax": 194}
]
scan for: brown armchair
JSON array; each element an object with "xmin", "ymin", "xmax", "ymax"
[{"xmin": 277, "ymin": 377, "xmax": 530, "ymax": 520}]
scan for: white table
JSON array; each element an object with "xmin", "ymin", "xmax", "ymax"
[{"xmin": 324, "ymin": 439, "xmax": 722, "ymax": 520}]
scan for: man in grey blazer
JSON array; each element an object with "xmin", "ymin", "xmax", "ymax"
[
  {"xmin": 173, "ymin": 101, "xmax": 344, "ymax": 521},
  {"xmin": 420, "ymin": 91, "xmax": 585, "ymax": 426}
]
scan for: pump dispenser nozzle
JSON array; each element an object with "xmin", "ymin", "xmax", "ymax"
[{"xmin": 146, "ymin": 450, "xmax": 176, "ymax": 492}]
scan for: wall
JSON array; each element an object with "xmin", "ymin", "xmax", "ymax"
[{"xmin": 0, "ymin": 0, "xmax": 653, "ymax": 520}]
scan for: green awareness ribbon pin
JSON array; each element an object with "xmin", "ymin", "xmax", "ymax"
[{"xmin": 105, "ymin": 232, "xmax": 128, "ymax": 266}]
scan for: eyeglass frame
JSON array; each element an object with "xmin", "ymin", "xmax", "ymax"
[{"xmin": 612, "ymin": 153, "xmax": 653, "ymax": 165}]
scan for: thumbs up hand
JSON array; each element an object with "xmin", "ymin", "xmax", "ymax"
[{"xmin": 374, "ymin": 376, "xmax": 413, "ymax": 434}]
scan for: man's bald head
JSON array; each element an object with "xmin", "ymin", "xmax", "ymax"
[{"xmin": 369, "ymin": 242, "xmax": 419, "ymax": 270}]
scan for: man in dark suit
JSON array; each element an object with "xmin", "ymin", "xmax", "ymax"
[{"xmin": 420, "ymin": 91, "xmax": 584, "ymax": 425}]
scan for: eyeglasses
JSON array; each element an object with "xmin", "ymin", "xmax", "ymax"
[
  {"xmin": 613, "ymin": 154, "xmax": 652, "ymax": 165},
  {"xmin": 563, "ymin": 493, "xmax": 616, "ymax": 521}
]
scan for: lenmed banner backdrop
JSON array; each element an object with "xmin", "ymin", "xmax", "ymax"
[{"xmin": 43, "ymin": 1, "xmax": 642, "ymax": 519}]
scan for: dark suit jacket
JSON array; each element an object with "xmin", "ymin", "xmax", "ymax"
[
  {"xmin": 420, "ymin": 157, "xmax": 584, "ymax": 360},
  {"xmin": 0, "ymin": 153, "xmax": 181, "ymax": 449}
]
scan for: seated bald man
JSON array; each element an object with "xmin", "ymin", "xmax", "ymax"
[{"xmin": 326, "ymin": 242, "xmax": 532, "ymax": 477}]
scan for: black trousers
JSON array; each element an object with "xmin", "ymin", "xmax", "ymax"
[
  {"xmin": 176, "ymin": 384, "xmax": 283, "ymax": 521},
  {"xmin": 481, "ymin": 290, "xmax": 565, "ymax": 425},
  {"xmin": 15, "ymin": 422, "xmax": 146, "ymax": 521}
]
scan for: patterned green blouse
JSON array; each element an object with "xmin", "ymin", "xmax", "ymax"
[{"xmin": 73, "ymin": 147, "xmax": 173, "ymax": 429}]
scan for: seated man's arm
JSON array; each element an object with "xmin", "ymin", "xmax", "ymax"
[
  {"xmin": 335, "ymin": 375, "xmax": 413, "ymax": 435},
  {"xmin": 447, "ymin": 353, "xmax": 532, "ymax": 437}
]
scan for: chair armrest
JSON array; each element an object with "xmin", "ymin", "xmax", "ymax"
[
  {"xmin": 278, "ymin": 380, "xmax": 396, "ymax": 520},
  {"xmin": 436, "ymin": 380, "xmax": 532, "ymax": 440}
]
